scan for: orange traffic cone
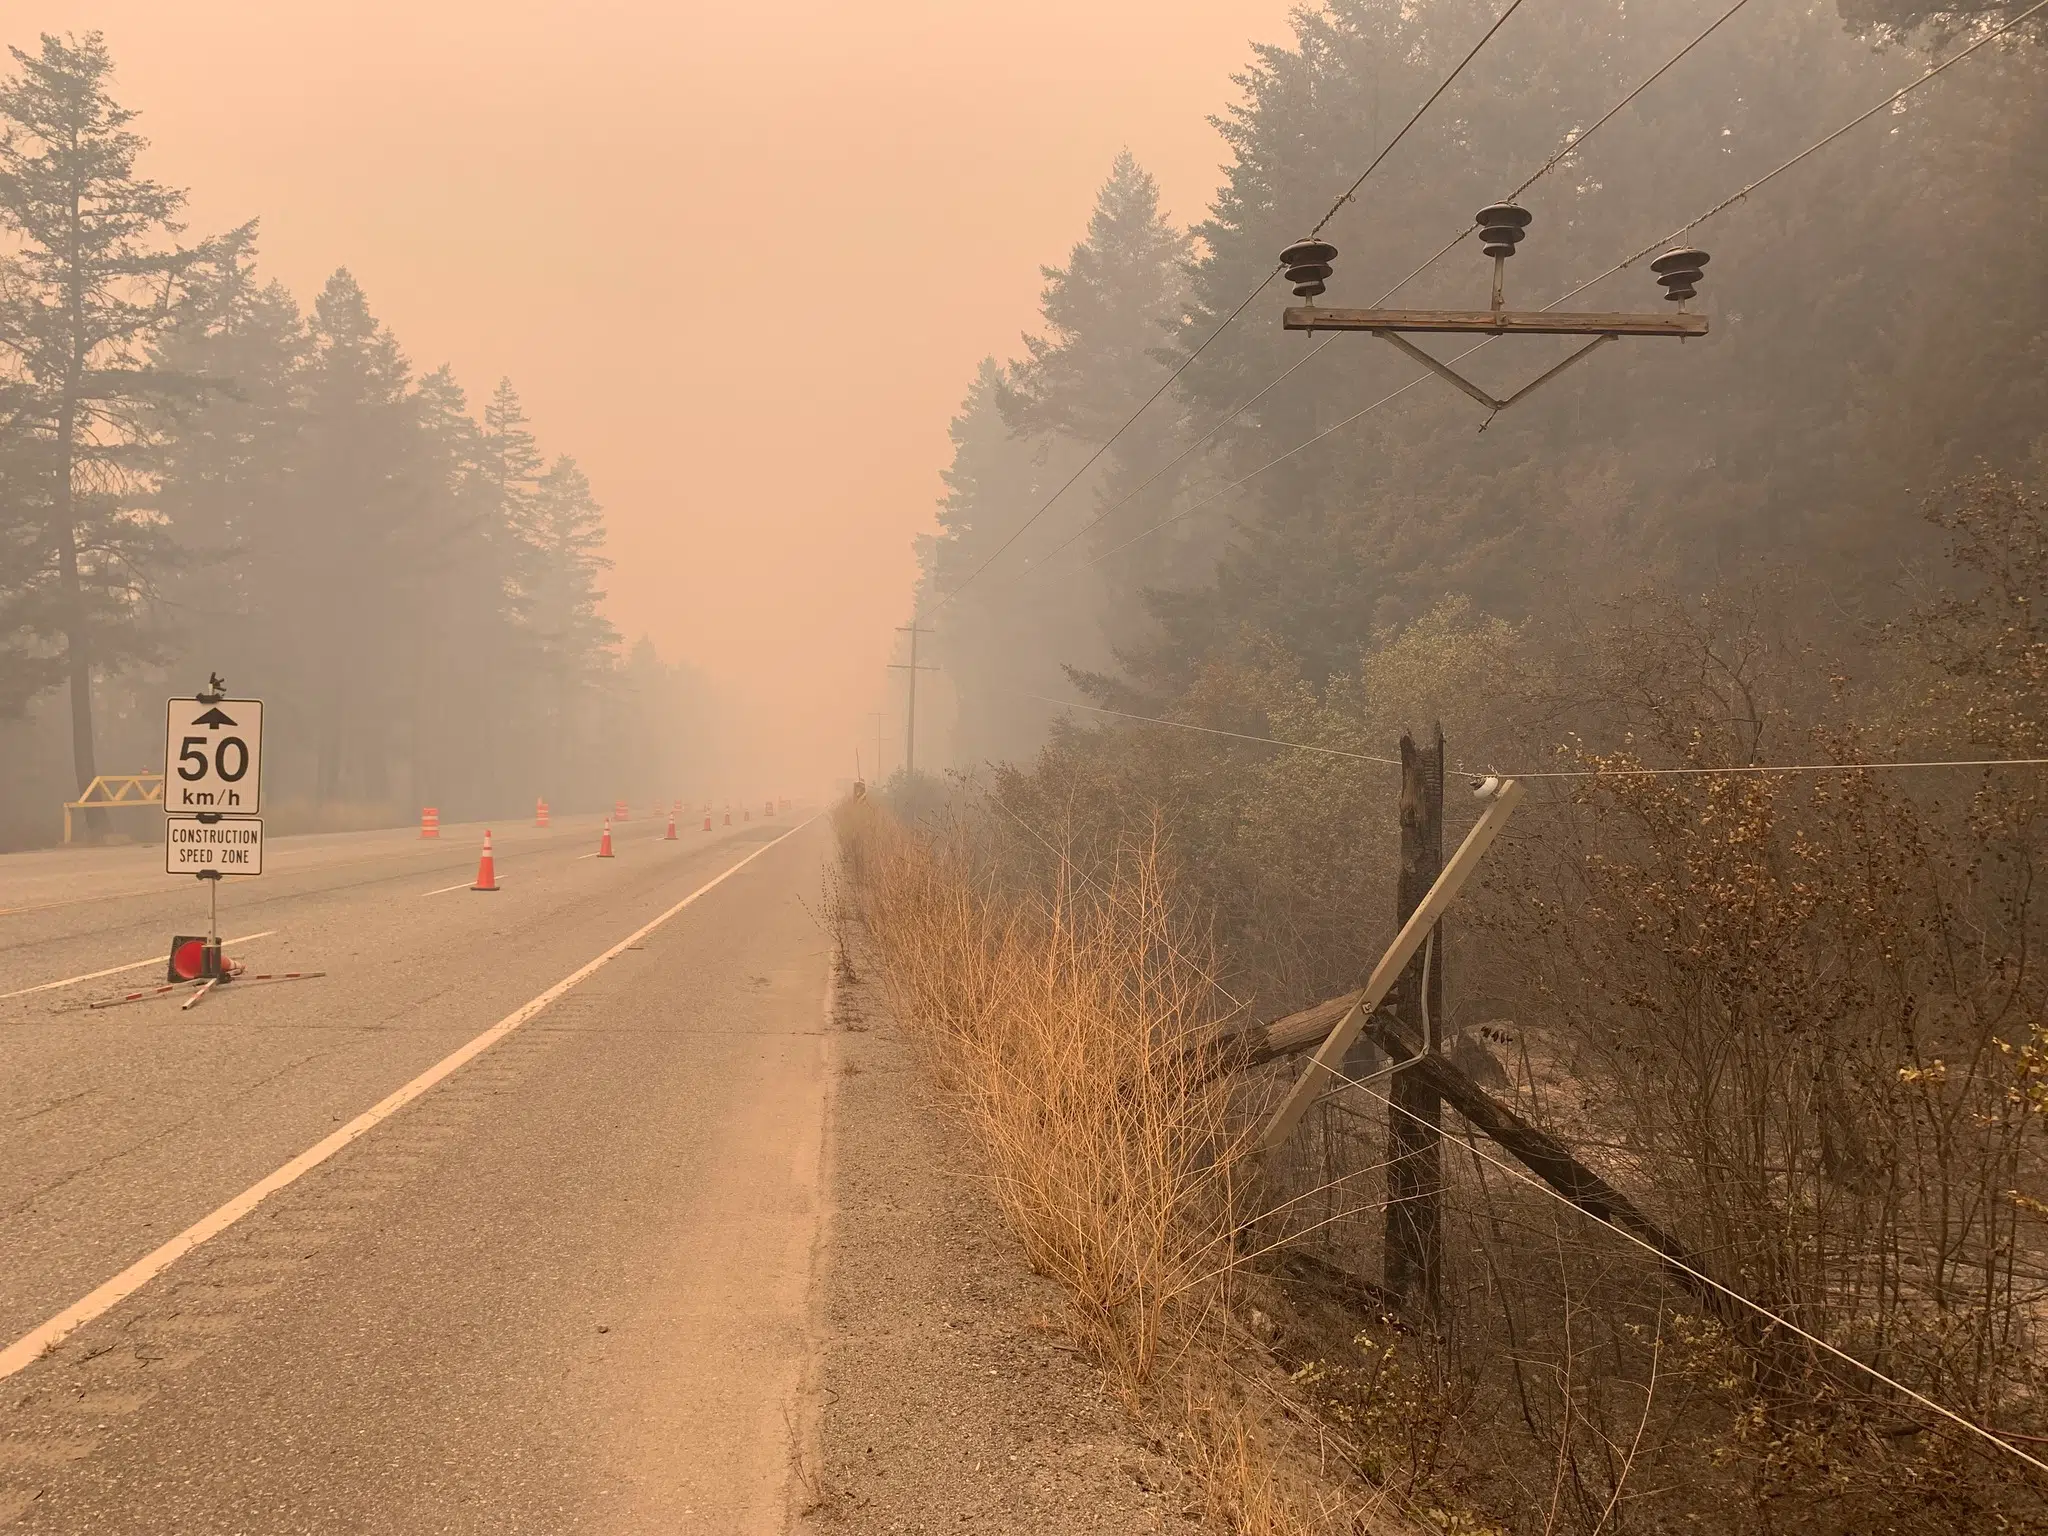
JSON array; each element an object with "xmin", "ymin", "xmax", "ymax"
[
  {"xmin": 664, "ymin": 807, "xmax": 677, "ymax": 840},
  {"xmin": 535, "ymin": 797, "xmax": 549, "ymax": 828},
  {"xmin": 472, "ymin": 830, "xmax": 499, "ymax": 891},
  {"xmin": 765, "ymin": 799, "xmax": 773, "ymax": 819},
  {"xmin": 723, "ymin": 806, "xmax": 731, "ymax": 826},
  {"xmin": 598, "ymin": 818, "xmax": 615, "ymax": 858},
  {"xmin": 702, "ymin": 813, "xmax": 712, "ymax": 832},
  {"xmin": 421, "ymin": 806, "xmax": 440, "ymax": 839}
]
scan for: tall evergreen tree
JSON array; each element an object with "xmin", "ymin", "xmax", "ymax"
[
  {"xmin": 517, "ymin": 453, "xmax": 616, "ymax": 799},
  {"xmin": 0, "ymin": 31, "xmax": 208, "ymax": 821},
  {"xmin": 926, "ymin": 154, "xmax": 1192, "ymax": 767},
  {"xmin": 152, "ymin": 223, "xmax": 307, "ymax": 675},
  {"xmin": 285, "ymin": 270, "xmax": 421, "ymax": 802}
]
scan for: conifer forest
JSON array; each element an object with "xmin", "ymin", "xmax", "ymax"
[{"xmin": 0, "ymin": 33, "xmax": 716, "ymax": 849}]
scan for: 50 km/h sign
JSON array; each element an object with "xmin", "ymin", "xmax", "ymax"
[{"xmin": 165, "ymin": 697, "xmax": 263, "ymax": 813}]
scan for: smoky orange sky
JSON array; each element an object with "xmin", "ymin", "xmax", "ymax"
[{"xmin": 26, "ymin": 0, "xmax": 1298, "ymax": 792}]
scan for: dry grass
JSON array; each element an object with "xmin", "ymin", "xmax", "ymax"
[
  {"xmin": 837, "ymin": 792, "xmax": 1254, "ymax": 1386},
  {"xmin": 835, "ymin": 794, "xmax": 1426, "ymax": 1533}
]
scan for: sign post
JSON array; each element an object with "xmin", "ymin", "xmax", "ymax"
[{"xmin": 163, "ymin": 673, "xmax": 264, "ymax": 988}]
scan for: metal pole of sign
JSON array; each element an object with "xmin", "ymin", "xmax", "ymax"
[{"xmin": 196, "ymin": 672, "xmax": 225, "ymax": 979}]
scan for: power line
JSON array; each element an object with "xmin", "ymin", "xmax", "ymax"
[
  {"xmin": 933, "ymin": 0, "xmax": 1536, "ymax": 607},
  {"xmin": 1023, "ymin": 692, "xmax": 1402, "ymax": 766},
  {"xmin": 1081, "ymin": 0, "xmax": 2047, "ymax": 566},
  {"xmin": 1330, "ymin": 1056, "xmax": 2048, "ymax": 1479},
  {"xmin": 1551, "ymin": 0, "xmax": 2048, "ymax": 308},
  {"xmin": 933, "ymin": 275, "xmax": 1280, "ymax": 608},
  {"xmin": 982, "ymin": 788, "xmax": 1252, "ymax": 1013},
  {"xmin": 1084, "ymin": 339, "xmax": 1499, "ymax": 565},
  {"xmin": 1027, "ymin": 337, "xmax": 1340, "ymax": 570},
  {"xmin": 1306, "ymin": 0, "xmax": 1535, "ymax": 239},
  {"xmin": 1373, "ymin": 0, "xmax": 1757, "ymax": 306},
  {"xmin": 1027, "ymin": 690, "xmax": 2048, "ymax": 781},
  {"xmin": 988, "ymin": 0, "xmax": 1761, "ymax": 583}
]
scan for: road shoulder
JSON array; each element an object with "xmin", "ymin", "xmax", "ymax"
[{"xmin": 794, "ymin": 935, "xmax": 1187, "ymax": 1533}]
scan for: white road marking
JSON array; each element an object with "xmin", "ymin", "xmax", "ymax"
[
  {"xmin": 0, "ymin": 819, "xmax": 813, "ymax": 1382},
  {"xmin": 0, "ymin": 932, "xmax": 279, "ymax": 1001},
  {"xmin": 418, "ymin": 881, "xmax": 474, "ymax": 897}
]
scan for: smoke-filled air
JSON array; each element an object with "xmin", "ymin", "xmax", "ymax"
[{"xmin": 3, "ymin": 2, "xmax": 2046, "ymax": 1532}]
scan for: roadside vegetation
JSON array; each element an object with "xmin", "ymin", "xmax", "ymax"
[
  {"xmin": 840, "ymin": 472, "xmax": 2048, "ymax": 1533},
  {"xmin": 872, "ymin": 2, "xmax": 2048, "ymax": 1524}
]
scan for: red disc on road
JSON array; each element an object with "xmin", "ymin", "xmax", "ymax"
[{"xmin": 171, "ymin": 939, "xmax": 208, "ymax": 980}]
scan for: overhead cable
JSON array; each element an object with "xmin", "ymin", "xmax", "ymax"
[
  {"xmin": 1028, "ymin": 691, "xmax": 2048, "ymax": 781},
  {"xmin": 996, "ymin": 0, "xmax": 1761, "ymax": 582},
  {"xmin": 933, "ymin": 0, "xmax": 1536, "ymax": 608},
  {"xmin": 1373, "ymin": 0, "xmax": 1757, "ymax": 306},
  {"xmin": 1552, "ymin": 0, "xmax": 2048, "ymax": 307},
  {"xmin": 1335, "ymin": 1058, "xmax": 2048, "ymax": 1479},
  {"xmin": 1082, "ymin": 1, "xmax": 2047, "ymax": 564}
]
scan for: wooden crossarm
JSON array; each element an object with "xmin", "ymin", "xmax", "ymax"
[{"xmin": 1283, "ymin": 306, "xmax": 1707, "ymax": 338}]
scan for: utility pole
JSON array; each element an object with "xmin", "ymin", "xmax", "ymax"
[
  {"xmin": 1384, "ymin": 725, "xmax": 1445, "ymax": 1318},
  {"xmin": 889, "ymin": 621, "xmax": 937, "ymax": 779}
]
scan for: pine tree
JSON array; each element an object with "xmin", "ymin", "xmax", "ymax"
[
  {"xmin": 1003, "ymin": 150, "xmax": 1191, "ymax": 443},
  {"xmin": 284, "ymin": 269, "xmax": 420, "ymax": 803},
  {"xmin": 152, "ymin": 223, "xmax": 308, "ymax": 676},
  {"xmin": 0, "ymin": 31, "xmax": 209, "ymax": 822},
  {"xmin": 919, "ymin": 155, "xmax": 1199, "ymax": 767},
  {"xmin": 518, "ymin": 454, "xmax": 617, "ymax": 800}
]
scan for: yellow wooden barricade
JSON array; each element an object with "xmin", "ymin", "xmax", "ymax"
[{"xmin": 63, "ymin": 773, "xmax": 166, "ymax": 844}]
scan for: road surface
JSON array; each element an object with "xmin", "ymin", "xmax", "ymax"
[{"xmin": 0, "ymin": 808, "xmax": 834, "ymax": 1532}]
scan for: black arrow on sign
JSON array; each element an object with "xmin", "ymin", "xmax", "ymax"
[{"xmin": 193, "ymin": 706, "xmax": 237, "ymax": 729}]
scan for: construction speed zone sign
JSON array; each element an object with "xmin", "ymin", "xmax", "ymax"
[
  {"xmin": 165, "ymin": 696, "xmax": 263, "ymax": 813},
  {"xmin": 165, "ymin": 816, "xmax": 264, "ymax": 875}
]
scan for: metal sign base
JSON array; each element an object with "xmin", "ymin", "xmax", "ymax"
[{"xmin": 87, "ymin": 969, "xmax": 327, "ymax": 1012}]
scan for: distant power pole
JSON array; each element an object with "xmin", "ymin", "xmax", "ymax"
[{"xmin": 889, "ymin": 621, "xmax": 938, "ymax": 778}]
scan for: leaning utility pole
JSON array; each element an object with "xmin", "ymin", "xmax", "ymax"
[
  {"xmin": 889, "ymin": 621, "xmax": 937, "ymax": 778},
  {"xmin": 1384, "ymin": 726, "xmax": 1446, "ymax": 1317}
]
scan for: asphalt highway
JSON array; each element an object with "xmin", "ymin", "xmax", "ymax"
[{"xmin": 0, "ymin": 807, "xmax": 834, "ymax": 1532}]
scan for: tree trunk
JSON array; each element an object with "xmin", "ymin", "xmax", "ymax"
[{"xmin": 55, "ymin": 387, "xmax": 104, "ymax": 838}]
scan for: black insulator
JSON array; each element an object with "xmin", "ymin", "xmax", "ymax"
[
  {"xmin": 1475, "ymin": 203, "xmax": 1532, "ymax": 259},
  {"xmin": 1649, "ymin": 247, "xmax": 1710, "ymax": 303},
  {"xmin": 1280, "ymin": 237, "xmax": 1337, "ymax": 300}
]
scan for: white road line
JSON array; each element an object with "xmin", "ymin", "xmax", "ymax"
[
  {"xmin": 0, "ymin": 818, "xmax": 813, "ymax": 1382},
  {"xmin": 0, "ymin": 932, "xmax": 279, "ymax": 1001},
  {"xmin": 418, "ymin": 882, "xmax": 474, "ymax": 897}
]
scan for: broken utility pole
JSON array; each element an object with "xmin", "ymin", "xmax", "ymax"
[{"xmin": 1385, "ymin": 726, "xmax": 1446, "ymax": 1316}]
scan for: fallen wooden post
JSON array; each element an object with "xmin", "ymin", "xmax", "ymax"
[{"xmin": 1222, "ymin": 988, "xmax": 1725, "ymax": 1312}]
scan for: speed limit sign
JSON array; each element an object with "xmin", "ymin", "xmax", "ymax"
[{"xmin": 165, "ymin": 697, "xmax": 263, "ymax": 813}]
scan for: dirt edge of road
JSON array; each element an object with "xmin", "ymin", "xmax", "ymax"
[{"xmin": 793, "ymin": 931, "xmax": 1192, "ymax": 1533}]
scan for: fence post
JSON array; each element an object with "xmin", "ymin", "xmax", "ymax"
[{"xmin": 1384, "ymin": 724, "xmax": 1445, "ymax": 1316}]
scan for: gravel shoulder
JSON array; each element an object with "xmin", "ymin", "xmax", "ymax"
[{"xmin": 796, "ymin": 940, "xmax": 1192, "ymax": 1533}]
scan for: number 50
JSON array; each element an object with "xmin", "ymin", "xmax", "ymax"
[{"xmin": 178, "ymin": 736, "xmax": 249, "ymax": 781}]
